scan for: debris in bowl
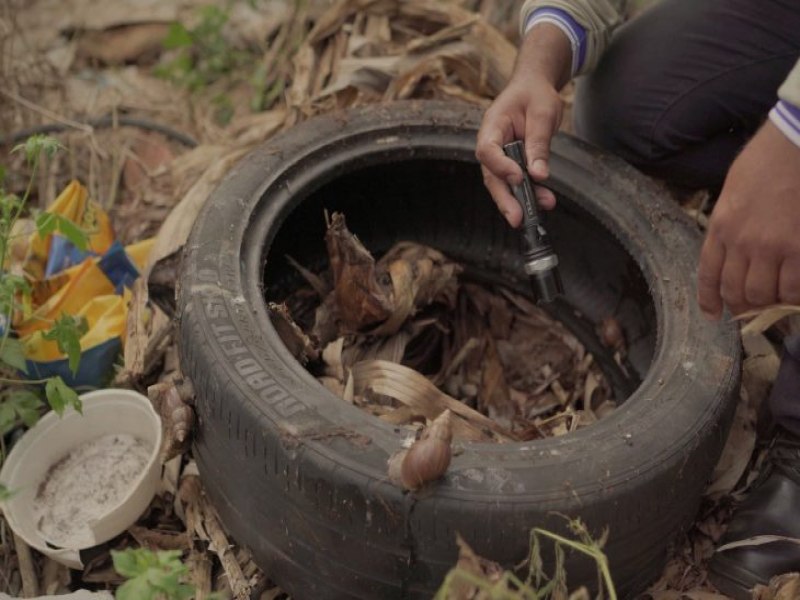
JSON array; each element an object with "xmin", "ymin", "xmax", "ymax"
[{"xmin": 32, "ymin": 433, "xmax": 152, "ymax": 549}]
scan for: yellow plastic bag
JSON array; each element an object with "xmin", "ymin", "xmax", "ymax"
[{"xmin": 13, "ymin": 181, "xmax": 153, "ymax": 388}]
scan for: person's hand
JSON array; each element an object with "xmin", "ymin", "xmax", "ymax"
[
  {"xmin": 475, "ymin": 22, "xmax": 572, "ymax": 228},
  {"xmin": 698, "ymin": 120, "xmax": 800, "ymax": 319},
  {"xmin": 476, "ymin": 75, "xmax": 562, "ymax": 227}
]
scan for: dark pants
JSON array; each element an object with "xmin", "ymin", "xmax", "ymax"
[
  {"xmin": 573, "ymin": 0, "xmax": 800, "ymax": 190},
  {"xmin": 574, "ymin": 0, "xmax": 800, "ymax": 431},
  {"xmin": 771, "ymin": 336, "xmax": 800, "ymax": 437}
]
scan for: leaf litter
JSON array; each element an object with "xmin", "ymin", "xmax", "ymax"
[{"xmin": 279, "ymin": 212, "xmax": 618, "ymax": 471}]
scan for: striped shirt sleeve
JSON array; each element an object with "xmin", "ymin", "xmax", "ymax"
[
  {"xmin": 523, "ymin": 7, "xmax": 588, "ymax": 77},
  {"xmin": 770, "ymin": 100, "xmax": 800, "ymax": 148}
]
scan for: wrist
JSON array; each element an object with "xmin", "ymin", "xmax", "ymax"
[
  {"xmin": 769, "ymin": 100, "xmax": 800, "ymax": 148},
  {"xmin": 523, "ymin": 8, "xmax": 587, "ymax": 78},
  {"xmin": 514, "ymin": 21, "xmax": 573, "ymax": 90}
]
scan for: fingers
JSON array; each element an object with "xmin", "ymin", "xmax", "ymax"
[
  {"xmin": 525, "ymin": 103, "xmax": 560, "ymax": 181},
  {"xmin": 743, "ymin": 258, "xmax": 779, "ymax": 307},
  {"xmin": 482, "ymin": 165, "xmax": 522, "ymax": 227},
  {"xmin": 534, "ymin": 185, "xmax": 557, "ymax": 210},
  {"xmin": 476, "ymin": 112, "xmax": 524, "ymax": 185},
  {"xmin": 779, "ymin": 257, "xmax": 800, "ymax": 305},
  {"xmin": 475, "ymin": 103, "xmax": 558, "ymax": 227},
  {"xmin": 719, "ymin": 251, "xmax": 749, "ymax": 316},
  {"xmin": 698, "ymin": 235, "xmax": 725, "ymax": 320}
]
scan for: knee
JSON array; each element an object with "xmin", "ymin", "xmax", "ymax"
[{"xmin": 572, "ymin": 43, "xmax": 659, "ymax": 167}]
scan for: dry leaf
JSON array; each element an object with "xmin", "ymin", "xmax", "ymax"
[
  {"xmin": 705, "ymin": 389, "xmax": 756, "ymax": 499},
  {"xmin": 683, "ymin": 592, "xmax": 731, "ymax": 600},
  {"xmin": 716, "ymin": 535, "xmax": 800, "ymax": 553},
  {"xmin": 753, "ymin": 572, "xmax": 800, "ymax": 600},
  {"xmin": 351, "ymin": 360, "xmax": 512, "ymax": 442},
  {"xmin": 76, "ymin": 22, "xmax": 170, "ymax": 64},
  {"xmin": 478, "ymin": 335, "xmax": 513, "ymax": 426},
  {"xmin": 268, "ymin": 302, "xmax": 320, "ymax": 365},
  {"xmin": 286, "ymin": 254, "xmax": 330, "ymax": 298},
  {"xmin": 325, "ymin": 212, "xmax": 393, "ymax": 331},
  {"xmin": 738, "ymin": 305, "xmax": 800, "ymax": 335},
  {"xmin": 371, "ymin": 241, "xmax": 461, "ymax": 335},
  {"xmin": 322, "ymin": 337, "xmax": 346, "ymax": 381},
  {"xmin": 447, "ymin": 534, "xmax": 505, "ymax": 598},
  {"xmin": 122, "ymin": 133, "xmax": 175, "ymax": 190}
]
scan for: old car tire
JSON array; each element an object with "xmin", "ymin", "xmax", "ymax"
[{"xmin": 178, "ymin": 101, "xmax": 741, "ymax": 599}]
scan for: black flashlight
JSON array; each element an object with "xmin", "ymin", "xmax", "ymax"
[{"xmin": 503, "ymin": 140, "xmax": 563, "ymax": 303}]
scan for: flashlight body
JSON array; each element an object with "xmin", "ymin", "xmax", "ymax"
[{"xmin": 502, "ymin": 140, "xmax": 564, "ymax": 303}]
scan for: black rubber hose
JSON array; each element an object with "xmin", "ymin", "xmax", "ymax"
[{"xmin": 0, "ymin": 115, "xmax": 199, "ymax": 148}]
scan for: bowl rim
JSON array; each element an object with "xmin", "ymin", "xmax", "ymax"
[{"xmin": 0, "ymin": 388, "xmax": 162, "ymax": 565}]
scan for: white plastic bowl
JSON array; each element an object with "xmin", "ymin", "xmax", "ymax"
[{"xmin": 0, "ymin": 388, "xmax": 162, "ymax": 568}]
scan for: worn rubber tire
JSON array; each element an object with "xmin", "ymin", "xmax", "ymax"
[{"xmin": 178, "ymin": 101, "xmax": 741, "ymax": 599}]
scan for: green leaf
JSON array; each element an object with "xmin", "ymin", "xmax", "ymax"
[
  {"xmin": 0, "ymin": 337, "xmax": 28, "ymax": 374},
  {"xmin": 0, "ymin": 402, "xmax": 16, "ymax": 435},
  {"xmin": 113, "ymin": 548, "xmax": 193, "ymax": 600},
  {"xmin": 115, "ymin": 576, "xmax": 157, "ymax": 600},
  {"xmin": 112, "ymin": 548, "xmax": 150, "ymax": 578},
  {"xmin": 8, "ymin": 389, "xmax": 44, "ymax": 427},
  {"xmin": 0, "ymin": 273, "xmax": 31, "ymax": 318},
  {"xmin": 11, "ymin": 135, "xmax": 63, "ymax": 165},
  {"xmin": 156, "ymin": 549, "xmax": 186, "ymax": 568},
  {"xmin": 42, "ymin": 314, "xmax": 87, "ymax": 375},
  {"xmin": 44, "ymin": 376, "xmax": 81, "ymax": 416},
  {"xmin": 0, "ymin": 483, "xmax": 14, "ymax": 502},
  {"xmin": 163, "ymin": 22, "xmax": 193, "ymax": 49},
  {"xmin": 34, "ymin": 211, "xmax": 57, "ymax": 238},
  {"xmin": 34, "ymin": 212, "xmax": 89, "ymax": 251}
]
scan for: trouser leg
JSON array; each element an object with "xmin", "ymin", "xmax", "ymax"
[
  {"xmin": 573, "ymin": 0, "xmax": 800, "ymax": 189},
  {"xmin": 769, "ymin": 335, "xmax": 800, "ymax": 437}
]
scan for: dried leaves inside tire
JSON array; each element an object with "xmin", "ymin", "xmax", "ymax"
[{"xmin": 278, "ymin": 212, "xmax": 617, "ymax": 444}]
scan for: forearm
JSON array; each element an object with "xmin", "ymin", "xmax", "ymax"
[
  {"xmin": 520, "ymin": 0, "xmax": 625, "ymax": 76},
  {"xmin": 513, "ymin": 23, "xmax": 573, "ymax": 90},
  {"xmin": 772, "ymin": 59, "xmax": 800, "ymax": 147}
]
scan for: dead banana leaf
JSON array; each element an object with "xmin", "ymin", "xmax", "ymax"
[
  {"xmin": 351, "ymin": 359, "xmax": 516, "ymax": 442},
  {"xmin": 753, "ymin": 573, "xmax": 800, "ymax": 600},
  {"xmin": 325, "ymin": 212, "xmax": 393, "ymax": 331},
  {"xmin": 371, "ymin": 241, "xmax": 461, "ymax": 335},
  {"xmin": 737, "ymin": 304, "xmax": 800, "ymax": 335}
]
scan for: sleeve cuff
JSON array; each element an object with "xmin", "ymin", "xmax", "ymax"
[
  {"xmin": 769, "ymin": 100, "xmax": 800, "ymax": 148},
  {"xmin": 523, "ymin": 7, "xmax": 587, "ymax": 77}
]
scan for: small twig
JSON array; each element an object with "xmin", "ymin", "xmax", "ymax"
[
  {"xmin": 181, "ymin": 475, "xmax": 251, "ymax": 600},
  {"xmin": 12, "ymin": 531, "xmax": 39, "ymax": 598},
  {"xmin": 199, "ymin": 499, "xmax": 251, "ymax": 600},
  {"xmin": 188, "ymin": 551, "xmax": 213, "ymax": 600}
]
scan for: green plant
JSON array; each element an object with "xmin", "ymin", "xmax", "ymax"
[
  {"xmin": 112, "ymin": 548, "xmax": 222, "ymax": 600},
  {"xmin": 155, "ymin": 5, "xmax": 252, "ymax": 92},
  {"xmin": 0, "ymin": 135, "xmax": 89, "ymax": 480},
  {"xmin": 435, "ymin": 518, "xmax": 617, "ymax": 600}
]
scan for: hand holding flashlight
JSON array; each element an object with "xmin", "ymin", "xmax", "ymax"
[{"xmin": 503, "ymin": 140, "xmax": 563, "ymax": 303}]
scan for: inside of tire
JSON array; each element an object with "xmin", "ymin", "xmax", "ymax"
[{"xmin": 262, "ymin": 157, "xmax": 656, "ymax": 413}]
